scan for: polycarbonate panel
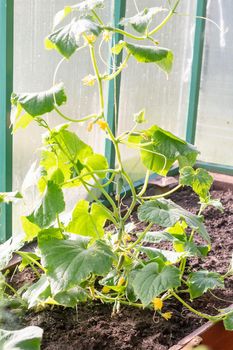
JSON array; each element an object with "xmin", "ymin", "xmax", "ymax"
[
  {"xmin": 196, "ymin": 0, "xmax": 233, "ymax": 165},
  {"xmin": 117, "ymin": 0, "xmax": 196, "ymax": 180},
  {"xmin": 13, "ymin": 1, "xmax": 111, "ymax": 233}
]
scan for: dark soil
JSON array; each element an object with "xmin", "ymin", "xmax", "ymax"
[{"xmin": 6, "ymin": 187, "xmax": 233, "ymax": 349}]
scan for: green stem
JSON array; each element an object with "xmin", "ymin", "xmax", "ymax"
[
  {"xmin": 137, "ymin": 170, "xmax": 150, "ymax": 197},
  {"xmin": 130, "ymin": 223, "xmax": 153, "ymax": 249},
  {"xmin": 141, "ymin": 184, "xmax": 182, "ymax": 200},
  {"xmin": 54, "ymin": 106, "xmax": 96, "ymax": 123},
  {"xmin": 91, "ymin": 9, "xmax": 104, "ymax": 26},
  {"xmin": 3, "ymin": 281, "xmax": 19, "ymax": 297},
  {"xmin": 148, "ymin": 0, "xmax": 180, "ymax": 36},
  {"xmin": 103, "ymin": 53, "xmax": 131, "ymax": 81},
  {"xmin": 89, "ymin": 43, "xmax": 104, "ymax": 113},
  {"xmin": 105, "ymin": 26, "xmax": 146, "ymax": 41},
  {"xmin": 122, "ymin": 170, "xmax": 137, "ymax": 221},
  {"xmin": 95, "ymin": 292, "xmax": 147, "ymax": 309},
  {"xmin": 171, "ymin": 290, "xmax": 219, "ymax": 322}
]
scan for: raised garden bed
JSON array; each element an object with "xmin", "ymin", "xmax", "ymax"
[{"xmin": 3, "ymin": 184, "xmax": 233, "ymax": 350}]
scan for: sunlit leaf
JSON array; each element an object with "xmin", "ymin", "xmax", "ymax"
[
  {"xmin": 67, "ymin": 200, "xmax": 111, "ymax": 238},
  {"xmin": 21, "ymin": 216, "xmax": 41, "ymax": 242},
  {"xmin": 53, "ymin": 6, "xmax": 72, "ymax": 28},
  {"xmin": 179, "ymin": 166, "xmax": 213, "ymax": 199},
  {"xmin": 27, "ymin": 181, "xmax": 65, "ymax": 228},
  {"xmin": 128, "ymin": 125, "xmax": 198, "ymax": 176}
]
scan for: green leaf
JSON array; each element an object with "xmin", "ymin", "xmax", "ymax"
[
  {"xmin": 129, "ymin": 125, "xmax": 198, "ymax": 176},
  {"xmin": 67, "ymin": 200, "xmax": 111, "ymax": 239},
  {"xmin": 138, "ymin": 198, "xmax": 210, "ymax": 243},
  {"xmin": 173, "ymin": 241, "xmax": 209, "ymax": 257},
  {"xmin": 11, "ymin": 83, "xmax": 67, "ymax": 117},
  {"xmin": 83, "ymin": 153, "xmax": 109, "ymax": 178},
  {"xmin": 23, "ymin": 275, "xmax": 51, "ymax": 308},
  {"xmin": 140, "ymin": 246, "xmax": 182, "ymax": 263},
  {"xmin": 18, "ymin": 252, "xmax": 41, "ymax": 272},
  {"xmin": 132, "ymin": 262, "xmax": 181, "ymax": 305},
  {"xmin": 0, "ymin": 236, "xmax": 24, "ymax": 270},
  {"xmin": 0, "ymin": 191, "xmax": 22, "ymax": 204},
  {"xmin": 21, "ymin": 216, "xmax": 40, "ymax": 242},
  {"xmin": 111, "ymin": 40, "xmax": 126, "ymax": 54},
  {"xmin": 27, "ymin": 181, "xmax": 65, "ymax": 228},
  {"xmin": 125, "ymin": 42, "xmax": 173, "ymax": 74},
  {"xmin": 73, "ymin": 0, "xmax": 105, "ymax": 12},
  {"xmin": 48, "ymin": 126, "xmax": 93, "ymax": 163},
  {"xmin": 0, "ymin": 326, "xmax": 43, "ymax": 350},
  {"xmin": 11, "ymin": 104, "xmax": 34, "ymax": 132},
  {"xmin": 143, "ymin": 231, "xmax": 174, "ymax": 243},
  {"xmin": 38, "ymin": 233, "xmax": 115, "ymax": 294},
  {"xmin": 179, "ymin": 166, "xmax": 213, "ymax": 199},
  {"xmin": 54, "ymin": 286, "xmax": 88, "ymax": 307},
  {"xmin": 223, "ymin": 312, "xmax": 233, "ymax": 330},
  {"xmin": 53, "ymin": 6, "xmax": 72, "ymax": 28},
  {"xmin": 46, "ymin": 18, "xmax": 102, "ymax": 59},
  {"xmin": 134, "ymin": 109, "xmax": 146, "ymax": 124},
  {"xmin": 121, "ymin": 7, "xmax": 166, "ymax": 34},
  {"xmin": 187, "ymin": 270, "xmax": 224, "ymax": 299}
]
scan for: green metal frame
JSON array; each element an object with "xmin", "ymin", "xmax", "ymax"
[
  {"xmin": 186, "ymin": 0, "xmax": 207, "ymax": 144},
  {"xmin": 196, "ymin": 161, "xmax": 233, "ymax": 176},
  {"xmin": 0, "ymin": 0, "xmax": 14, "ymax": 243},
  {"xmin": 104, "ymin": 0, "xmax": 126, "ymax": 192}
]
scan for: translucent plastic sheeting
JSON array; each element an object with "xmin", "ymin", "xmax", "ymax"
[
  {"xmin": 13, "ymin": 0, "xmax": 111, "ymax": 233},
  {"xmin": 196, "ymin": 0, "xmax": 233, "ymax": 166},
  {"xmin": 117, "ymin": 0, "xmax": 196, "ymax": 181}
]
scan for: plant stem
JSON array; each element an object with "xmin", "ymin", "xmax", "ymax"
[
  {"xmin": 105, "ymin": 26, "xmax": 146, "ymax": 41},
  {"xmin": 91, "ymin": 9, "xmax": 104, "ymax": 26},
  {"xmin": 171, "ymin": 290, "xmax": 219, "ymax": 322},
  {"xmin": 54, "ymin": 107, "xmax": 97, "ymax": 123},
  {"xmin": 137, "ymin": 170, "xmax": 150, "ymax": 197},
  {"xmin": 148, "ymin": 0, "xmax": 180, "ymax": 36},
  {"xmin": 141, "ymin": 184, "xmax": 182, "ymax": 200},
  {"xmin": 103, "ymin": 53, "xmax": 131, "ymax": 81},
  {"xmin": 130, "ymin": 223, "xmax": 153, "ymax": 249},
  {"xmin": 89, "ymin": 44, "xmax": 104, "ymax": 113}
]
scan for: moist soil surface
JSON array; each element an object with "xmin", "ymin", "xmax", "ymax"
[{"xmin": 7, "ymin": 188, "xmax": 233, "ymax": 349}]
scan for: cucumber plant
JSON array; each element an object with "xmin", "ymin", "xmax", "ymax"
[{"xmin": 2, "ymin": 0, "xmax": 233, "ymax": 329}]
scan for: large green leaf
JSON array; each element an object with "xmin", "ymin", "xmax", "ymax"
[
  {"xmin": 48, "ymin": 126, "xmax": 93, "ymax": 163},
  {"xmin": 179, "ymin": 166, "xmax": 213, "ymax": 199},
  {"xmin": 53, "ymin": 1, "xmax": 105, "ymax": 28},
  {"xmin": 128, "ymin": 126, "xmax": 198, "ymax": 176},
  {"xmin": 66, "ymin": 200, "xmax": 111, "ymax": 238},
  {"xmin": 115, "ymin": 42, "xmax": 173, "ymax": 74},
  {"xmin": 46, "ymin": 18, "xmax": 102, "ymax": 58},
  {"xmin": 121, "ymin": 7, "xmax": 166, "ymax": 34},
  {"xmin": 38, "ymin": 233, "xmax": 115, "ymax": 294},
  {"xmin": 11, "ymin": 83, "xmax": 67, "ymax": 118},
  {"xmin": 132, "ymin": 262, "xmax": 181, "ymax": 305},
  {"xmin": 138, "ymin": 198, "xmax": 210, "ymax": 243},
  {"xmin": 0, "ymin": 326, "xmax": 43, "ymax": 350},
  {"xmin": 187, "ymin": 270, "xmax": 224, "ymax": 299},
  {"xmin": 27, "ymin": 181, "xmax": 65, "ymax": 228}
]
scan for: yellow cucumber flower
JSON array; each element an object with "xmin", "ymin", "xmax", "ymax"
[
  {"xmin": 162, "ymin": 311, "xmax": 173, "ymax": 320},
  {"xmin": 152, "ymin": 297, "xmax": 163, "ymax": 311}
]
